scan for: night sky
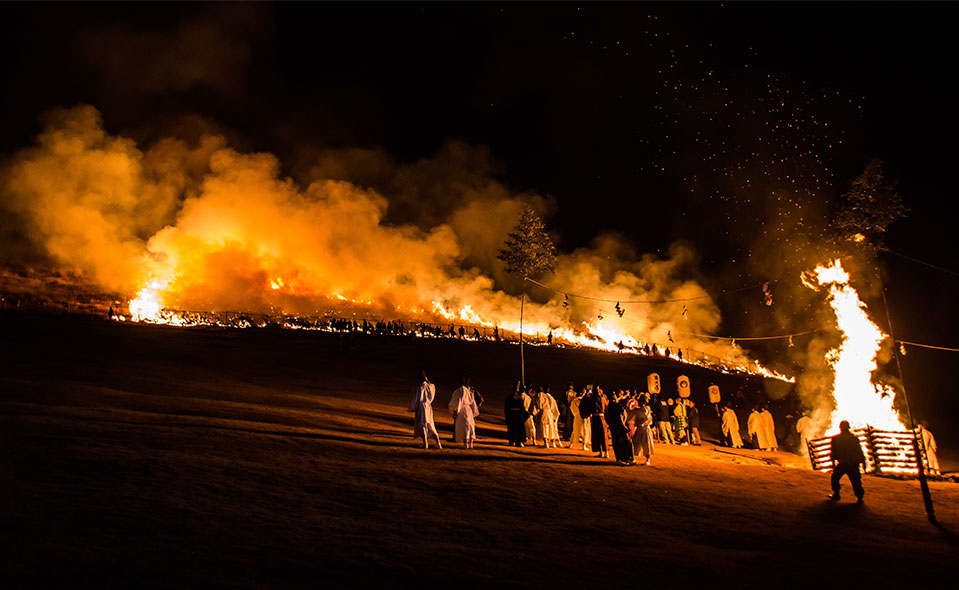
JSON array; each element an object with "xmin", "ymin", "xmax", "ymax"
[{"xmin": 2, "ymin": 3, "xmax": 957, "ymax": 436}]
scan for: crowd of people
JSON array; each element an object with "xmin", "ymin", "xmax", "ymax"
[
  {"xmin": 407, "ymin": 372, "xmax": 942, "ymax": 475},
  {"xmin": 407, "ymin": 371, "xmax": 945, "ymax": 503},
  {"xmin": 408, "ymin": 374, "xmax": 769, "ymax": 466}
]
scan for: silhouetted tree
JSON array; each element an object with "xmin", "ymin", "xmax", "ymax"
[
  {"xmin": 497, "ymin": 207, "xmax": 557, "ymax": 279},
  {"xmin": 832, "ymin": 158, "xmax": 908, "ymax": 251},
  {"xmin": 497, "ymin": 207, "xmax": 557, "ymax": 385}
]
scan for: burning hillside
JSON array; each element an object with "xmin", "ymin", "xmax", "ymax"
[{"xmin": 0, "ymin": 105, "xmax": 789, "ymax": 378}]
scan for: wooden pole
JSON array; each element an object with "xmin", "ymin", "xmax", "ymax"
[
  {"xmin": 879, "ymin": 269, "xmax": 936, "ymax": 523},
  {"xmin": 520, "ymin": 277, "xmax": 526, "ymax": 387}
]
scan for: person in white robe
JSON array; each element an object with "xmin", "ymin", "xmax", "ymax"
[
  {"xmin": 540, "ymin": 388, "xmax": 560, "ymax": 448},
  {"xmin": 918, "ymin": 423, "xmax": 940, "ymax": 475},
  {"xmin": 530, "ymin": 388, "xmax": 559, "ymax": 448},
  {"xmin": 521, "ymin": 388, "xmax": 536, "ymax": 443},
  {"xmin": 631, "ymin": 398, "xmax": 655, "ymax": 465},
  {"xmin": 409, "ymin": 370, "xmax": 442, "ymax": 449},
  {"xmin": 760, "ymin": 406, "xmax": 778, "ymax": 451},
  {"xmin": 568, "ymin": 387, "xmax": 591, "ymax": 450},
  {"xmin": 721, "ymin": 406, "xmax": 743, "ymax": 448},
  {"xmin": 796, "ymin": 412, "xmax": 812, "ymax": 457},
  {"xmin": 529, "ymin": 388, "xmax": 546, "ymax": 444},
  {"xmin": 672, "ymin": 397, "xmax": 689, "ymax": 445},
  {"xmin": 449, "ymin": 376, "xmax": 480, "ymax": 449},
  {"xmin": 747, "ymin": 407, "xmax": 765, "ymax": 450}
]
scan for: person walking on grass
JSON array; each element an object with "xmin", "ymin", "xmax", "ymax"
[
  {"xmin": 449, "ymin": 376, "xmax": 480, "ymax": 449},
  {"xmin": 631, "ymin": 394, "xmax": 655, "ymax": 465},
  {"xmin": 721, "ymin": 405, "xmax": 743, "ymax": 448},
  {"xmin": 569, "ymin": 386, "xmax": 592, "ymax": 451},
  {"xmin": 409, "ymin": 370, "xmax": 442, "ymax": 449},
  {"xmin": 504, "ymin": 382, "xmax": 530, "ymax": 447},
  {"xmin": 829, "ymin": 420, "xmax": 865, "ymax": 504},
  {"xmin": 541, "ymin": 385, "xmax": 561, "ymax": 448},
  {"xmin": 588, "ymin": 385, "xmax": 610, "ymax": 458},
  {"xmin": 686, "ymin": 400, "xmax": 701, "ymax": 446},
  {"xmin": 606, "ymin": 391, "xmax": 635, "ymax": 465}
]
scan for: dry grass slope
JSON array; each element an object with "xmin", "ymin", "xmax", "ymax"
[{"xmin": 1, "ymin": 311, "xmax": 956, "ymax": 588}]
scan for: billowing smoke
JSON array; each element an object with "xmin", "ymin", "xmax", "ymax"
[{"xmin": 1, "ymin": 104, "xmax": 749, "ymax": 365}]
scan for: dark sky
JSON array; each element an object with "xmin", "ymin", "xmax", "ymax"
[{"xmin": 2, "ymin": 2, "xmax": 957, "ymax": 435}]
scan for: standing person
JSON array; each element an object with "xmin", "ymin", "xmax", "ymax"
[
  {"xmin": 672, "ymin": 398, "xmax": 689, "ymax": 445},
  {"xmin": 917, "ymin": 422, "xmax": 940, "ymax": 476},
  {"xmin": 586, "ymin": 385, "xmax": 610, "ymax": 458},
  {"xmin": 560, "ymin": 382, "xmax": 576, "ymax": 441},
  {"xmin": 796, "ymin": 411, "xmax": 813, "ymax": 457},
  {"xmin": 748, "ymin": 406, "xmax": 765, "ymax": 450},
  {"xmin": 721, "ymin": 405, "xmax": 744, "ymax": 448},
  {"xmin": 522, "ymin": 385, "xmax": 536, "ymax": 445},
  {"xmin": 760, "ymin": 403, "xmax": 779, "ymax": 452},
  {"xmin": 449, "ymin": 376, "xmax": 480, "ymax": 449},
  {"xmin": 543, "ymin": 386, "xmax": 561, "ymax": 448},
  {"xmin": 655, "ymin": 395, "xmax": 675, "ymax": 444},
  {"xmin": 528, "ymin": 385, "xmax": 545, "ymax": 446},
  {"xmin": 409, "ymin": 370, "xmax": 442, "ymax": 449},
  {"xmin": 606, "ymin": 391, "xmax": 635, "ymax": 465},
  {"xmin": 686, "ymin": 400, "xmax": 701, "ymax": 446},
  {"xmin": 569, "ymin": 386, "xmax": 592, "ymax": 451},
  {"xmin": 631, "ymin": 395, "xmax": 655, "ymax": 466},
  {"xmin": 504, "ymin": 382, "xmax": 531, "ymax": 447},
  {"xmin": 532, "ymin": 385, "xmax": 558, "ymax": 448},
  {"xmin": 829, "ymin": 420, "xmax": 865, "ymax": 503}
]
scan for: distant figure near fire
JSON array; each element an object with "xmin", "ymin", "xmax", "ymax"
[
  {"xmin": 829, "ymin": 420, "xmax": 865, "ymax": 504},
  {"xmin": 796, "ymin": 411, "xmax": 812, "ymax": 457},
  {"xmin": 409, "ymin": 370, "xmax": 442, "ymax": 449},
  {"xmin": 917, "ymin": 422, "xmax": 939, "ymax": 476},
  {"xmin": 449, "ymin": 376, "xmax": 480, "ymax": 449}
]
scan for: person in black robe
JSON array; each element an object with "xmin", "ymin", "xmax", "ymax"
[
  {"xmin": 606, "ymin": 392, "xmax": 635, "ymax": 465},
  {"xmin": 586, "ymin": 386, "xmax": 610, "ymax": 458},
  {"xmin": 504, "ymin": 382, "xmax": 531, "ymax": 447},
  {"xmin": 558, "ymin": 382, "xmax": 575, "ymax": 441},
  {"xmin": 687, "ymin": 400, "xmax": 701, "ymax": 445}
]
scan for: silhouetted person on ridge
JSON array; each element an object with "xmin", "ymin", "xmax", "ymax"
[{"xmin": 829, "ymin": 420, "xmax": 865, "ymax": 504}]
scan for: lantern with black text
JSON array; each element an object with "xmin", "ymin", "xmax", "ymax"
[
  {"xmin": 647, "ymin": 373, "xmax": 661, "ymax": 394},
  {"xmin": 708, "ymin": 384, "xmax": 721, "ymax": 404},
  {"xmin": 677, "ymin": 375, "xmax": 691, "ymax": 398}
]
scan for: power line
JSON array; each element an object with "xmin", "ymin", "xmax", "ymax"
[
  {"xmin": 898, "ymin": 340, "xmax": 959, "ymax": 353},
  {"xmin": 524, "ymin": 276, "xmax": 769, "ymax": 304},
  {"xmin": 882, "ymin": 248, "xmax": 959, "ymax": 279},
  {"xmin": 677, "ymin": 329, "xmax": 820, "ymax": 342}
]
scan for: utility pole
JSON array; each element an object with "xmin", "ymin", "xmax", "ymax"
[
  {"xmin": 879, "ymin": 267, "xmax": 936, "ymax": 524},
  {"xmin": 520, "ymin": 276, "xmax": 526, "ymax": 386}
]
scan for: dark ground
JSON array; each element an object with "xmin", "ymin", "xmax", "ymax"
[{"xmin": 1, "ymin": 311, "xmax": 956, "ymax": 588}]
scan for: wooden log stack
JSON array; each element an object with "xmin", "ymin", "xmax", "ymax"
[{"xmin": 807, "ymin": 427, "xmax": 939, "ymax": 478}]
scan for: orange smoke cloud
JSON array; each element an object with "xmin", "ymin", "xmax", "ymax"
[{"xmin": 2, "ymin": 105, "xmax": 753, "ymax": 366}]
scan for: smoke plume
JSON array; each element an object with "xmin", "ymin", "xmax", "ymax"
[{"xmin": 2, "ymin": 105, "xmax": 749, "ymax": 365}]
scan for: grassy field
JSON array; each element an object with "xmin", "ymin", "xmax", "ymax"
[{"xmin": 1, "ymin": 311, "xmax": 956, "ymax": 588}]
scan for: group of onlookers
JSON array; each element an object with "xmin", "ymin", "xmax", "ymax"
[{"xmin": 408, "ymin": 374, "xmax": 943, "ymax": 477}]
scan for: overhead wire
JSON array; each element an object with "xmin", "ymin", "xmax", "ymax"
[{"xmin": 520, "ymin": 246, "xmax": 959, "ymax": 351}]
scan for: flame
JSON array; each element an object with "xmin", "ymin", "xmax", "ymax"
[
  {"xmin": 803, "ymin": 259, "xmax": 904, "ymax": 435},
  {"xmin": 129, "ymin": 278, "xmax": 167, "ymax": 322}
]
